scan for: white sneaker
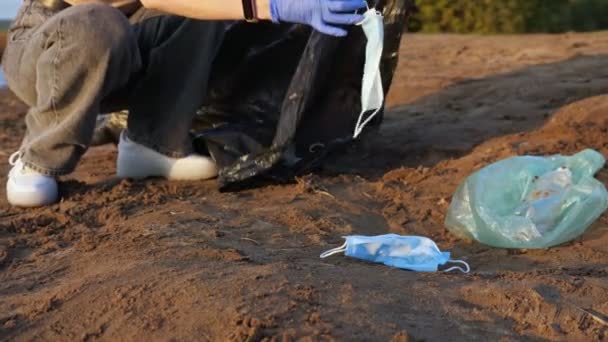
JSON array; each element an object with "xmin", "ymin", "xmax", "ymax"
[
  {"xmin": 116, "ymin": 132, "xmax": 218, "ymax": 181},
  {"xmin": 6, "ymin": 152, "xmax": 59, "ymax": 207}
]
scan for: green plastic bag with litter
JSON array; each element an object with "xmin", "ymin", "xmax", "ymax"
[{"xmin": 445, "ymin": 149, "xmax": 608, "ymax": 249}]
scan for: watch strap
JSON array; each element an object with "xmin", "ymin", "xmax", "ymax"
[{"xmin": 242, "ymin": 0, "xmax": 259, "ymax": 22}]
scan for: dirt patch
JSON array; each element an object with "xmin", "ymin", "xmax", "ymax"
[{"xmin": 1, "ymin": 32, "xmax": 608, "ymax": 341}]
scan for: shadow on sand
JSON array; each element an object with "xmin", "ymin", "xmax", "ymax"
[{"xmin": 329, "ymin": 53, "xmax": 608, "ymax": 177}]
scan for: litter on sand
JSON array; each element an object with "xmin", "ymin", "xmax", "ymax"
[
  {"xmin": 320, "ymin": 234, "xmax": 470, "ymax": 273},
  {"xmin": 445, "ymin": 149, "xmax": 608, "ymax": 249}
]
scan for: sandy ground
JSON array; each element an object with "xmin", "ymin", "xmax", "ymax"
[{"xmin": 1, "ymin": 32, "xmax": 608, "ymax": 341}]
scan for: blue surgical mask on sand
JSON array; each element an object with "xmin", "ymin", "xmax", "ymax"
[{"xmin": 321, "ymin": 234, "xmax": 470, "ymax": 273}]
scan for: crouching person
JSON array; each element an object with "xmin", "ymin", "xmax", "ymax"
[{"xmin": 2, "ymin": 0, "xmax": 367, "ymax": 207}]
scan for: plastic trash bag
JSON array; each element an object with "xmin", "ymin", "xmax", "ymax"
[{"xmin": 445, "ymin": 149, "xmax": 608, "ymax": 249}]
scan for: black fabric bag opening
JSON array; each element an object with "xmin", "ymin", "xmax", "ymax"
[{"xmin": 192, "ymin": 0, "xmax": 414, "ymax": 191}]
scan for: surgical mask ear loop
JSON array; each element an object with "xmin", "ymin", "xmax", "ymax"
[
  {"xmin": 443, "ymin": 260, "xmax": 471, "ymax": 274},
  {"xmin": 355, "ymin": 4, "xmax": 382, "ymax": 26},
  {"xmin": 320, "ymin": 241, "xmax": 348, "ymax": 258},
  {"xmin": 363, "ymin": 0, "xmax": 379, "ymax": 11},
  {"xmin": 354, "ymin": 105, "xmax": 382, "ymax": 138}
]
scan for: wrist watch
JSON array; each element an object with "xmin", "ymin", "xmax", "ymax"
[{"xmin": 242, "ymin": 0, "xmax": 259, "ymax": 23}]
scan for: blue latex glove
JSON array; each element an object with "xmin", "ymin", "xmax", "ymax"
[{"xmin": 270, "ymin": 0, "xmax": 367, "ymax": 37}]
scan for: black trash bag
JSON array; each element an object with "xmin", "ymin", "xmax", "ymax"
[{"xmin": 193, "ymin": 0, "xmax": 414, "ymax": 191}]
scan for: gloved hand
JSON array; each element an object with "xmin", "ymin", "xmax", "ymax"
[{"xmin": 270, "ymin": 0, "xmax": 367, "ymax": 37}]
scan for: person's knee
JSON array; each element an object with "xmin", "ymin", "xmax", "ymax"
[{"xmin": 55, "ymin": 4, "xmax": 135, "ymax": 57}]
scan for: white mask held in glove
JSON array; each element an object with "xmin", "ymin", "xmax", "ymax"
[{"xmin": 354, "ymin": 8, "xmax": 385, "ymax": 139}]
